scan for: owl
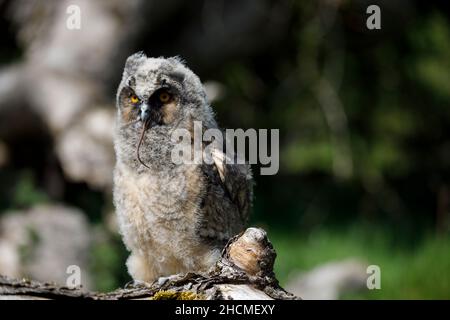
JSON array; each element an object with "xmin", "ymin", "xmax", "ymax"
[{"xmin": 113, "ymin": 52, "xmax": 253, "ymax": 283}]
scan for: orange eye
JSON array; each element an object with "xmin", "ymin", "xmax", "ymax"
[
  {"xmin": 159, "ymin": 92, "xmax": 171, "ymax": 103},
  {"xmin": 130, "ymin": 95, "xmax": 139, "ymax": 104}
]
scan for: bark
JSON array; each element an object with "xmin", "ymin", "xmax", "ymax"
[{"xmin": 0, "ymin": 228, "xmax": 298, "ymax": 300}]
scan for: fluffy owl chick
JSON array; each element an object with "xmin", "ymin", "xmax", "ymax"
[{"xmin": 113, "ymin": 52, "xmax": 252, "ymax": 283}]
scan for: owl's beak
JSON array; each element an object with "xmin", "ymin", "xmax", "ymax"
[{"xmin": 140, "ymin": 103, "xmax": 150, "ymax": 123}]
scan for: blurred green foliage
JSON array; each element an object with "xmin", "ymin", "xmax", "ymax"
[
  {"xmin": 89, "ymin": 230, "xmax": 130, "ymax": 292},
  {"xmin": 212, "ymin": 3, "xmax": 450, "ymax": 235},
  {"xmin": 12, "ymin": 171, "xmax": 48, "ymax": 208},
  {"xmin": 272, "ymin": 224, "xmax": 450, "ymax": 299}
]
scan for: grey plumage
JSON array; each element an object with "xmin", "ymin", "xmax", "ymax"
[{"xmin": 113, "ymin": 52, "xmax": 252, "ymax": 282}]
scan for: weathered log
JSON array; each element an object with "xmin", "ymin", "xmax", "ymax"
[{"xmin": 0, "ymin": 228, "xmax": 298, "ymax": 300}]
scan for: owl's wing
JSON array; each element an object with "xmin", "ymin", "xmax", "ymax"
[{"xmin": 210, "ymin": 147, "xmax": 253, "ymax": 224}]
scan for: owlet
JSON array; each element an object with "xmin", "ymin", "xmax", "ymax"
[{"xmin": 113, "ymin": 52, "xmax": 252, "ymax": 283}]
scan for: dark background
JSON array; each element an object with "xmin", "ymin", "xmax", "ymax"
[{"xmin": 0, "ymin": 0, "xmax": 448, "ymax": 299}]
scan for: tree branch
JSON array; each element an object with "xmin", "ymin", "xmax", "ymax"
[{"xmin": 0, "ymin": 228, "xmax": 298, "ymax": 300}]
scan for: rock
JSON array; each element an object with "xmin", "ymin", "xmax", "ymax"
[
  {"xmin": 56, "ymin": 108, "xmax": 115, "ymax": 189},
  {"xmin": 285, "ymin": 258, "xmax": 368, "ymax": 300},
  {"xmin": 0, "ymin": 0, "xmax": 143, "ymax": 190},
  {"xmin": 0, "ymin": 204, "xmax": 93, "ymax": 289}
]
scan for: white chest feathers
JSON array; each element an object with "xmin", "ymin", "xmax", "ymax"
[{"xmin": 113, "ymin": 163, "xmax": 212, "ymax": 275}]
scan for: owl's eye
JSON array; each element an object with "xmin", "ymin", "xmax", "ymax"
[
  {"xmin": 130, "ymin": 95, "xmax": 139, "ymax": 104},
  {"xmin": 159, "ymin": 91, "xmax": 171, "ymax": 103}
]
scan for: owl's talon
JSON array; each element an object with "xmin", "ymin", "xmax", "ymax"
[
  {"xmin": 124, "ymin": 279, "xmax": 149, "ymax": 289},
  {"xmin": 157, "ymin": 276, "xmax": 169, "ymax": 286},
  {"xmin": 156, "ymin": 273, "xmax": 185, "ymax": 287}
]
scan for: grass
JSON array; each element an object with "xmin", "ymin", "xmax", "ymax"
[{"xmin": 269, "ymin": 224, "xmax": 450, "ymax": 299}]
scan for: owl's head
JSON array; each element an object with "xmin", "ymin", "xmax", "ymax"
[
  {"xmin": 116, "ymin": 52, "xmax": 210, "ymax": 129},
  {"xmin": 115, "ymin": 53, "xmax": 217, "ymax": 170}
]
